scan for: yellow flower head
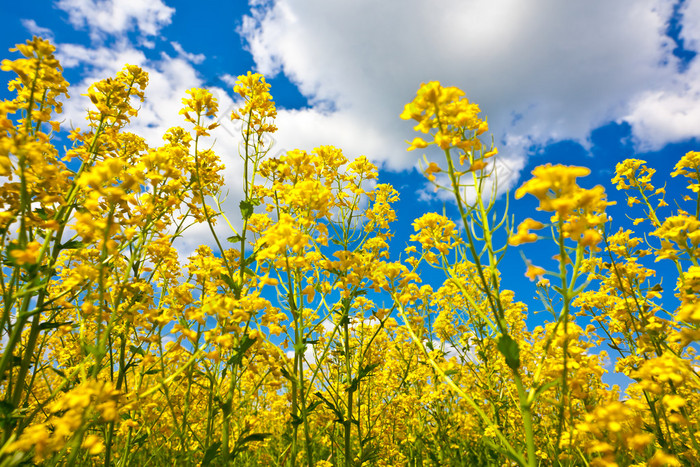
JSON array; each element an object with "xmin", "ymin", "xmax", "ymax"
[
  {"xmin": 515, "ymin": 164, "xmax": 590, "ymax": 202},
  {"xmin": 401, "ymin": 81, "xmax": 484, "ymax": 151},
  {"xmin": 672, "ymin": 150, "xmax": 700, "ymax": 194},
  {"xmin": 10, "ymin": 241, "xmax": 42, "ymax": 265},
  {"xmin": 180, "ymin": 88, "xmax": 219, "ymax": 132},
  {"xmin": 509, "ymin": 218, "xmax": 545, "ymax": 246},
  {"xmin": 230, "ymin": 71, "xmax": 277, "ymax": 135},
  {"xmin": 515, "ymin": 164, "xmax": 612, "ymax": 247},
  {"xmin": 612, "ymin": 158, "xmax": 655, "ymax": 191},
  {"xmin": 525, "ymin": 263, "xmax": 546, "ymax": 281}
]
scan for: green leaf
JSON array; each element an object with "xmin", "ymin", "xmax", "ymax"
[
  {"xmin": 227, "ymin": 235, "xmax": 242, "ymax": 244},
  {"xmin": 132, "ymin": 433, "xmax": 148, "ymax": 447},
  {"xmin": 60, "ymin": 240, "xmax": 84, "ymax": 250},
  {"xmin": 239, "ymin": 200, "xmax": 254, "ymax": 220},
  {"xmin": 293, "ymin": 340, "xmax": 307, "ymax": 354},
  {"xmin": 279, "ymin": 366, "xmax": 293, "ymax": 382},
  {"xmin": 49, "ymin": 367, "xmax": 66, "ymax": 378},
  {"xmin": 358, "ymin": 444, "xmax": 380, "ymax": 465},
  {"xmin": 289, "ymin": 413, "xmax": 303, "ymax": 427},
  {"xmin": 243, "ymin": 267, "xmax": 255, "ymax": 276},
  {"xmin": 240, "ymin": 432, "xmax": 271, "ymax": 444},
  {"xmin": 129, "ymin": 345, "xmax": 146, "ymax": 356},
  {"xmin": 220, "ymin": 397, "xmax": 232, "ymax": 417},
  {"xmin": 347, "ymin": 363, "xmax": 380, "ymax": 394},
  {"xmin": 314, "ymin": 392, "xmax": 345, "ymax": 423},
  {"xmin": 230, "ymin": 431, "xmax": 271, "ymax": 459},
  {"xmin": 239, "ymin": 335, "xmax": 257, "ymax": 354},
  {"xmin": 306, "ymin": 400, "xmax": 322, "ymax": 414},
  {"xmin": 227, "ymin": 335, "xmax": 257, "ymax": 367},
  {"xmin": 220, "ymin": 273, "xmax": 236, "ymax": 289},
  {"xmin": 201, "ymin": 441, "xmax": 221, "ymax": 466},
  {"xmin": 33, "ymin": 207, "xmax": 49, "ymax": 220},
  {"xmin": 38, "ymin": 321, "xmax": 73, "ymax": 331},
  {"xmin": 360, "ymin": 435, "xmax": 377, "ymax": 447},
  {"xmin": 532, "ymin": 378, "xmax": 560, "ymax": 403},
  {"xmin": 243, "ymin": 253, "xmax": 257, "ymax": 267},
  {"xmin": 497, "ymin": 334, "xmax": 520, "ymax": 371},
  {"xmin": 0, "ymin": 401, "xmax": 14, "ymax": 417}
]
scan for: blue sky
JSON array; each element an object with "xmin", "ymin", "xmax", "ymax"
[{"xmin": 4, "ymin": 1, "xmax": 700, "ymax": 383}]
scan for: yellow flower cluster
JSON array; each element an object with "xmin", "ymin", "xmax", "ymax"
[
  {"xmin": 230, "ymin": 71, "xmax": 277, "ymax": 136},
  {"xmin": 671, "ymin": 150, "xmax": 700, "ymax": 192},
  {"xmin": 612, "ymin": 158, "xmax": 656, "ymax": 191},
  {"xmin": 515, "ymin": 164, "xmax": 612, "ymax": 248},
  {"xmin": 8, "ymin": 381, "xmax": 120, "ymax": 463},
  {"xmin": 400, "ymin": 81, "xmax": 485, "ymax": 151},
  {"xmin": 409, "ymin": 213, "xmax": 462, "ymax": 264}
]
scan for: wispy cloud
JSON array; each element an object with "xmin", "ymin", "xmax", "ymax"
[
  {"xmin": 171, "ymin": 41, "xmax": 206, "ymax": 64},
  {"xmin": 21, "ymin": 19, "xmax": 55, "ymax": 41}
]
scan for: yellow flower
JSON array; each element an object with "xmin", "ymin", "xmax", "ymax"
[
  {"xmin": 662, "ymin": 394, "xmax": 686, "ymax": 412},
  {"xmin": 525, "ymin": 263, "xmax": 546, "ymax": 281},
  {"xmin": 423, "ymin": 161, "xmax": 441, "ymax": 181},
  {"xmin": 468, "ymin": 159, "xmax": 488, "ymax": 172},
  {"xmin": 648, "ymin": 450, "xmax": 681, "ymax": 467},
  {"xmin": 401, "ymin": 81, "xmax": 484, "ymax": 152},
  {"xmin": 676, "ymin": 302, "xmax": 700, "ymax": 323},
  {"xmin": 515, "ymin": 164, "xmax": 590, "ymax": 201},
  {"xmin": 407, "ymin": 137, "xmax": 429, "ymax": 151},
  {"xmin": 651, "ymin": 214, "xmax": 700, "ymax": 249},
  {"xmin": 82, "ymin": 434, "xmax": 105, "ymax": 455},
  {"xmin": 612, "ymin": 158, "xmax": 655, "ymax": 191},
  {"xmin": 509, "ymin": 218, "xmax": 545, "ymax": 245},
  {"xmin": 10, "ymin": 241, "xmax": 42, "ymax": 265},
  {"xmin": 671, "ymin": 150, "xmax": 700, "ymax": 180},
  {"xmin": 516, "ymin": 164, "xmax": 612, "ymax": 247},
  {"xmin": 230, "ymin": 71, "xmax": 277, "ymax": 135}
]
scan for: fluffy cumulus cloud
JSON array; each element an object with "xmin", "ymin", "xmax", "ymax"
[
  {"xmin": 238, "ymin": 0, "xmax": 699, "ymax": 183},
  {"xmin": 35, "ymin": 0, "xmax": 700, "ymax": 250},
  {"xmin": 625, "ymin": 0, "xmax": 700, "ymax": 150},
  {"xmin": 55, "ymin": 0, "xmax": 175, "ymax": 39}
]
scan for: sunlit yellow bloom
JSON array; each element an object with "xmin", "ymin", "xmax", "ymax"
[
  {"xmin": 10, "ymin": 241, "xmax": 42, "ymax": 265},
  {"xmin": 407, "ymin": 137, "xmax": 429, "ymax": 151},
  {"xmin": 525, "ymin": 263, "xmax": 546, "ymax": 281}
]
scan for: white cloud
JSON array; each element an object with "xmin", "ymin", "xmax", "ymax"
[
  {"xmin": 21, "ymin": 19, "xmax": 55, "ymax": 41},
  {"xmin": 171, "ymin": 41, "xmax": 206, "ymax": 64},
  {"xmin": 624, "ymin": 0, "xmax": 700, "ymax": 150},
  {"xmin": 238, "ymin": 0, "xmax": 698, "ymax": 185},
  {"xmin": 55, "ymin": 0, "xmax": 175, "ymax": 40},
  {"xmin": 220, "ymin": 73, "xmax": 239, "ymax": 88},
  {"xmin": 623, "ymin": 61, "xmax": 700, "ymax": 151},
  {"xmin": 679, "ymin": 0, "xmax": 700, "ymax": 51}
]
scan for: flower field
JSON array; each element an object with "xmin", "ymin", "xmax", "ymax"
[{"xmin": 0, "ymin": 36, "xmax": 699, "ymax": 466}]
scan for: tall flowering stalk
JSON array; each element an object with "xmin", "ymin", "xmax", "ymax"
[{"xmin": 399, "ymin": 81, "xmax": 616, "ymax": 466}]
